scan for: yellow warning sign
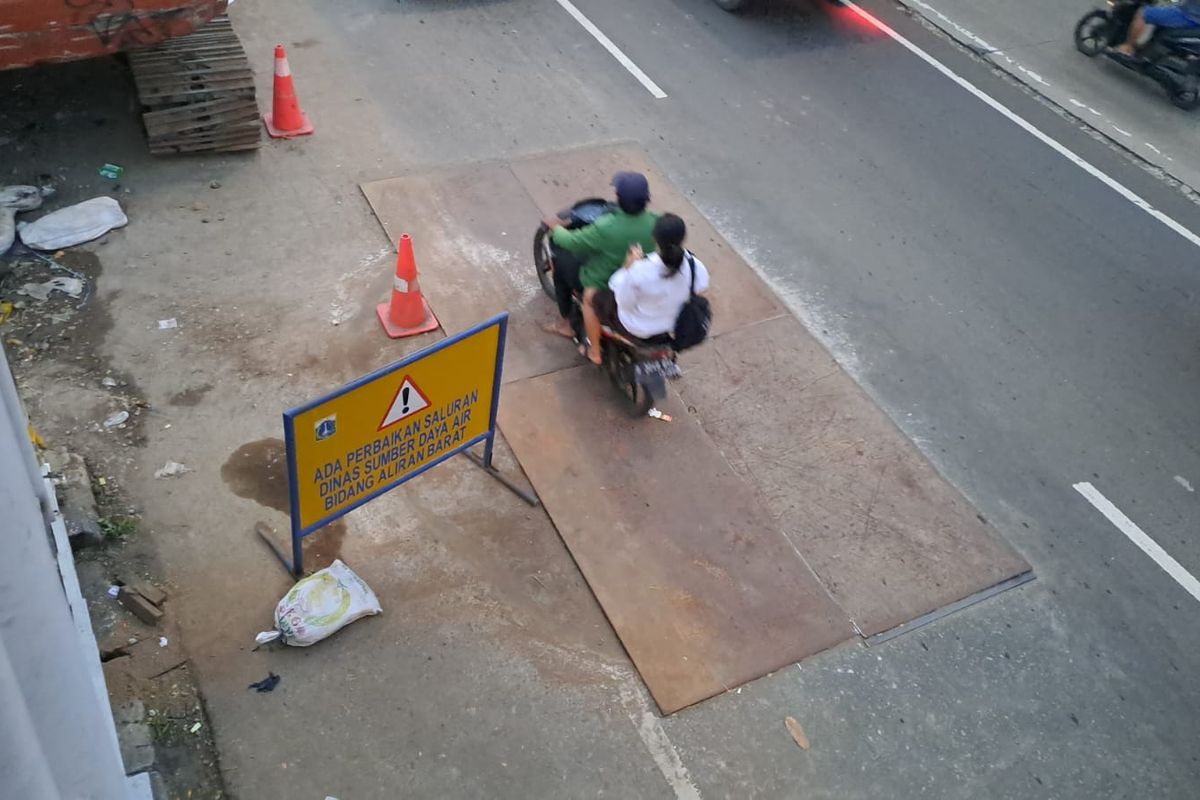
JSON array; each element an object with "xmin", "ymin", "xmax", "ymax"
[{"xmin": 284, "ymin": 315, "xmax": 506, "ymax": 534}]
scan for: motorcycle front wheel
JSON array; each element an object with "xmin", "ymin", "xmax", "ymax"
[
  {"xmin": 1074, "ymin": 11, "xmax": 1112, "ymax": 57},
  {"xmin": 533, "ymin": 224, "xmax": 556, "ymax": 300}
]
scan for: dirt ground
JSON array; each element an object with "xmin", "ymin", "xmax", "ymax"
[{"xmin": 1, "ymin": 15, "xmax": 635, "ymax": 797}]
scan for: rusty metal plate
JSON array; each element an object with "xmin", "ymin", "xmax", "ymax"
[
  {"xmin": 498, "ymin": 366, "xmax": 854, "ymax": 714},
  {"xmin": 676, "ymin": 316, "xmax": 1032, "ymax": 637},
  {"xmin": 362, "ymin": 164, "xmax": 580, "ymax": 385}
]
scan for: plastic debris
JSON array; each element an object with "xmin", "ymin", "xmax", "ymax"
[
  {"xmin": 18, "ymin": 196, "xmax": 128, "ymax": 250},
  {"xmin": 101, "ymin": 376, "xmax": 118, "ymax": 387},
  {"xmin": 27, "ymin": 423, "xmax": 45, "ymax": 449},
  {"xmin": 159, "ymin": 637, "xmax": 169, "ymax": 648},
  {"xmin": 157, "ymin": 318, "xmax": 178, "ymax": 330},
  {"xmin": 18, "ymin": 277, "xmax": 83, "ymax": 302},
  {"xmin": 107, "ymin": 585, "xmax": 121, "ymax": 598},
  {"xmin": 0, "ymin": 185, "xmax": 43, "ymax": 254},
  {"xmin": 154, "ymin": 461, "xmax": 191, "ymax": 479},
  {"xmin": 103, "ymin": 411, "xmax": 130, "ymax": 428},
  {"xmin": 0, "ymin": 301, "xmax": 12, "ymax": 324},
  {"xmin": 255, "ymin": 560, "xmax": 382, "ymax": 647},
  {"xmin": 189, "ymin": 722, "xmax": 202, "ymax": 734},
  {"xmin": 647, "ymin": 408, "xmax": 672, "ymax": 422},
  {"xmin": 98, "ymin": 163, "xmax": 124, "ymax": 180},
  {"xmin": 248, "ymin": 672, "xmax": 281, "ymax": 693},
  {"xmin": 785, "ymin": 716, "xmax": 810, "ymax": 751}
]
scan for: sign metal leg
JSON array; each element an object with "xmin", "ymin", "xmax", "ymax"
[{"xmin": 464, "ymin": 442, "xmax": 539, "ymax": 507}]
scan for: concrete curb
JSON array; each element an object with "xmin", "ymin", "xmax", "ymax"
[{"xmin": 887, "ymin": 0, "xmax": 1200, "ymax": 196}]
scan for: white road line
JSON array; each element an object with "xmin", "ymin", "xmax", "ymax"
[
  {"xmin": 840, "ymin": 1, "xmax": 1200, "ymax": 252},
  {"xmin": 1074, "ymin": 482, "xmax": 1200, "ymax": 604},
  {"xmin": 552, "ymin": 0, "xmax": 668, "ymax": 99},
  {"xmin": 602, "ymin": 665, "xmax": 701, "ymax": 799}
]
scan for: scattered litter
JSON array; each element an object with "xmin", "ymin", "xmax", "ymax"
[
  {"xmin": 0, "ymin": 302, "xmax": 12, "ymax": 324},
  {"xmin": 255, "ymin": 560, "xmax": 382, "ymax": 647},
  {"xmin": 189, "ymin": 722, "xmax": 202, "ymax": 734},
  {"xmin": 18, "ymin": 276, "xmax": 83, "ymax": 302},
  {"xmin": 248, "ymin": 672, "xmax": 281, "ymax": 693},
  {"xmin": 101, "ymin": 376, "xmax": 118, "ymax": 387},
  {"xmin": 154, "ymin": 461, "xmax": 191, "ymax": 479},
  {"xmin": 98, "ymin": 163, "xmax": 124, "ymax": 180},
  {"xmin": 17, "ymin": 196, "xmax": 128, "ymax": 250},
  {"xmin": 647, "ymin": 408, "xmax": 672, "ymax": 422},
  {"xmin": 785, "ymin": 716, "xmax": 811, "ymax": 751},
  {"xmin": 107, "ymin": 585, "xmax": 121, "ymax": 598},
  {"xmin": 157, "ymin": 318, "xmax": 178, "ymax": 330},
  {"xmin": 27, "ymin": 423, "xmax": 45, "ymax": 449},
  {"xmin": 158, "ymin": 637, "xmax": 169, "ymax": 648},
  {"xmin": 104, "ymin": 411, "xmax": 130, "ymax": 428},
  {"xmin": 0, "ymin": 185, "xmax": 43, "ymax": 254},
  {"xmin": 98, "ymin": 477, "xmax": 107, "ymax": 486}
]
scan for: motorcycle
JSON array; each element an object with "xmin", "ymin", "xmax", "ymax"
[
  {"xmin": 1074, "ymin": 0, "xmax": 1200, "ymax": 110},
  {"xmin": 533, "ymin": 198, "xmax": 680, "ymax": 418}
]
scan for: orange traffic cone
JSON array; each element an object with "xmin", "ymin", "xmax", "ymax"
[
  {"xmin": 263, "ymin": 45, "xmax": 313, "ymax": 138},
  {"xmin": 377, "ymin": 235, "xmax": 439, "ymax": 338}
]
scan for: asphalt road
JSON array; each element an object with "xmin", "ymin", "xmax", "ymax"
[{"xmin": 297, "ymin": 0, "xmax": 1200, "ymax": 795}]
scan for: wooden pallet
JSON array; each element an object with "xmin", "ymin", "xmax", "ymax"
[{"xmin": 128, "ymin": 16, "xmax": 260, "ymax": 155}]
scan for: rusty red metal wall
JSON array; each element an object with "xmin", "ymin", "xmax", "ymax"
[{"xmin": 0, "ymin": 0, "xmax": 228, "ymax": 70}]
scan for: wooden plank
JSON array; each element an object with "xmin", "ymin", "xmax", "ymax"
[
  {"xmin": 130, "ymin": 15, "xmax": 260, "ymax": 155},
  {"xmin": 143, "ymin": 99, "xmax": 258, "ymax": 128},
  {"xmin": 149, "ymin": 131, "xmax": 261, "ymax": 154}
]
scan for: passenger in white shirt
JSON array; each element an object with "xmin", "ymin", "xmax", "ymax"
[{"xmin": 596, "ymin": 213, "xmax": 710, "ymax": 341}]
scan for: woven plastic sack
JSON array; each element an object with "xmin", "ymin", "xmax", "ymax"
[
  {"xmin": 255, "ymin": 560, "xmax": 381, "ymax": 647},
  {"xmin": 18, "ymin": 196, "xmax": 127, "ymax": 250}
]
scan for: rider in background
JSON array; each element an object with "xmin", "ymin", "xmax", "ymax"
[
  {"xmin": 1115, "ymin": 0, "xmax": 1200, "ymax": 55},
  {"xmin": 544, "ymin": 172, "xmax": 659, "ymax": 364},
  {"xmin": 595, "ymin": 213, "xmax": 710, "ymax": 340}
]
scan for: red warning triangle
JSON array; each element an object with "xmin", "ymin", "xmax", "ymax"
[{"xmin": 379, "ymin": 375, "xmax": 431, "ymax": 430}]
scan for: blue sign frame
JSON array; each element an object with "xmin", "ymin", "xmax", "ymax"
[{"xmin": 271, "ymin": 313, "xmax": 531, "ymax": 576}]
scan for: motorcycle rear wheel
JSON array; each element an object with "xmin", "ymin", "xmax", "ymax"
[
  {"xmin": 1074, "ymin": 11, "xmax": 1111, "ymax": 57},
  {"xmin": 533, "ymin": 224, "xmax": 556, "ymax": 300},
  {"xmin": 604, "ymin": 343, "xmax": 656, "ymax": 418},
  {"xmin": 1170, "ymin": 85, "xmax": 1200, "ymax": 111}
]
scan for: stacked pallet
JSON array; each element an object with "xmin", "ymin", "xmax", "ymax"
[{"xmin": 127, "ymin": 16, "xmax": 260, "ymax": 154}]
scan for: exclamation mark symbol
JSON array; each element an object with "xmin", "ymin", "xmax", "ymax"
[{"xmin": 401, "ymin": 386, "xmax": 410, "ymax": 415}]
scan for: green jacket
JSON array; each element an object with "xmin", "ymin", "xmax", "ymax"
[{"xmin": 552, "ymin": 209, "xmax": 660, "ymax": 290}]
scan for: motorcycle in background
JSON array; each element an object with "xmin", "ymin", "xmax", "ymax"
[{"xmin": 1074, "ymin": 0, "xmax": 1200, "ymax": 109}]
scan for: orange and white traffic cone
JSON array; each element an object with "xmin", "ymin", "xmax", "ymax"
[
  {"xmin": 377, "ymin": 235, "xmax": 439, "ymax": 338},
  {"xmin": 263, "ymin": 44, "xmax": 313, "ymax": 138}
]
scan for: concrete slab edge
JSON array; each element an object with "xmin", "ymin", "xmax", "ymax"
[
  {"xmin": 41, "ymin": 462, "xmax": 128, "ymax": 780},
  {"xmin": 887, "ymin": 0, "xmax": 1200, "ymax": 197},
  {"xmin": 863, "ymin": 569, "xmax": 1036, "ymax": 646},
  {"xmin": 359, "ymin": 137, "xmax": 644, "ymax": 187}
]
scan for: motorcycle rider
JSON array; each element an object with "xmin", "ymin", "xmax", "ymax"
[
  {"xmin": 543, "ymin": 172, "xmax": 659, "ymax": 365},
  {"xmin": 1115, "ymin": 0, "xmax": 1200, "ymax": 56},
  {"xmin": 594, "ymin": 213, "xmax": 710, "ymax": 340}
]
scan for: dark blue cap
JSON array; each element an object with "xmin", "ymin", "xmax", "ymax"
[{"xmin": 612, "ymin": 171, "xmax": 650, "ymax": 205}]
